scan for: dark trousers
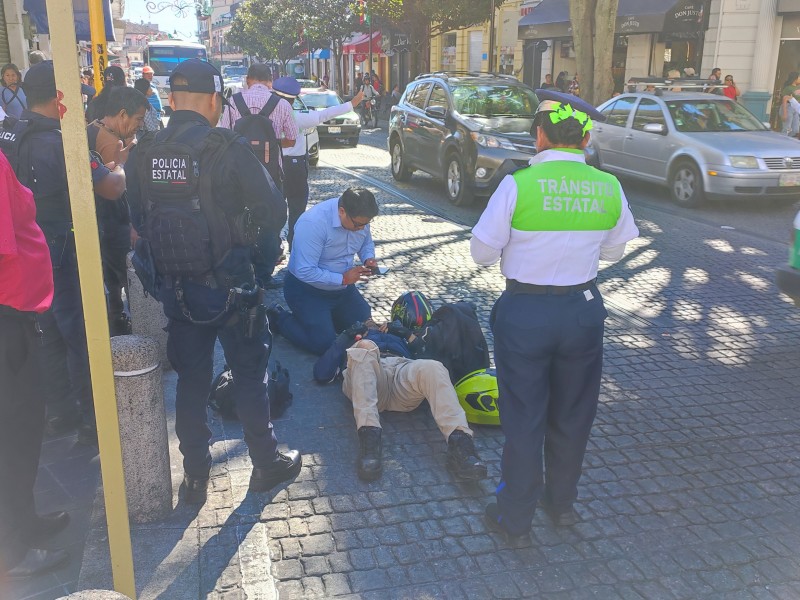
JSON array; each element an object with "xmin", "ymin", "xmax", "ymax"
[
  {"xmin": 0, "ymin": 312, "xmax": 47, "ymax": 568},
  {"xmin": 101, "ymin": 238, "xmax": 130, "ymax": 323},
  {"xmin": 36, "ymin": 308, "xmax": 76, "ymax": 420},
  {"xmin": 490, "ymin": 286, "xmax": 607, "ymax": 535},
  {"xmin": 50, "ymin": 236, "xmax": 95, "ymax": 426},
  {"xmin": 162, "ymin": 282, "xmax": 278, "ymax": 478},
  {"xmin": 283, "ymin": 156, "xmax": 309, "ymax": 250},
  {"xmin": 277, "ymin": 273, "xmax": 371, "ymax": 356}
]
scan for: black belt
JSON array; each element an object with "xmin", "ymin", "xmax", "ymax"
[
  {"xmin": 506, "ymin": 279, "xmax": 595, "ymax": 295},
  {"xmin": 180, "ymin": 273, "xmax": 219, "ymax": 289}
]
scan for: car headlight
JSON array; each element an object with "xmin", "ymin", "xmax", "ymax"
[
  {"xmin": 470, "ymin": 132, "xmax": 515, "ymax": 150},
  {"xmin": 729, "ymin": 155, "xmax": 760, "ymax": 169},
  {"xmin": 343, "ymin": 117, "xmax": 360, "ymax": 125}
]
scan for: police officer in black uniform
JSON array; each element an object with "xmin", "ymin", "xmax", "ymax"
[
  {"xmin": 126, "ymin": 59, "xmax": 302, "ymax": 504},
  {"xmin": 0, "ymin": 61, "xmax": 127, "ymax": 444}
]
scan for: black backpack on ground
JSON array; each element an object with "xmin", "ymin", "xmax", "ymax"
[
  {"xmin": 419, "ymin": 302, "xmax": 491, "ymax": 384},
  {"xmin": 208, "ymin": 361, "xmax": 293, "ymax": 420},
  {"xmin": 230, "ymin": 92, "xmax": 284, "ymax": 190}
]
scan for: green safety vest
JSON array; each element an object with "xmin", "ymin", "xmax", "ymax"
[{"xmin": 511, "ymin": 149, "xmax": 623, "ymax": 232}]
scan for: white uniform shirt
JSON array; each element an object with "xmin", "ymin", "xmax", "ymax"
[
  {"xmin": 284, "ymin": 101, "xmax": 356, "ymax": 157},
  {"xmin": 471, "ymin": 149, "xmax": 639, "ymax": 285}
]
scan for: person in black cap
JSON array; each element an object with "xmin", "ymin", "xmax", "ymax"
[
  {"xmin": 471, "ymin": 89, "xmax": 639, "ymax": 545},
  {"xmin": 0, "ymin": 60, "xmax": 126, "ymax": 444},
  {"xmin": 273, "ymin": 76, "xmax": 365, "ymax": 248},
  {"xmin": 125, "ymin": 58, "xmax": 302, "ymax": 504}
]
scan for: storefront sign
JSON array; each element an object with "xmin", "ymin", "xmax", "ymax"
[{"xmin": 354, "ymin": 53, "xmax": 367, "ymax": 63}]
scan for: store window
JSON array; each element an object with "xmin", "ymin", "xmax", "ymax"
[{"xmin": 499, "ymin": 46, "xmax": 515, "ymax": 75}]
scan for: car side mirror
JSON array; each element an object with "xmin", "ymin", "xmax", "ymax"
[
  {"xmin": 642, "ymin": 123, "xmax": 666, "ymax": 135},
  {"xmin": 425, "ymin": 105, "xmax": 447, "ymax": 119}
]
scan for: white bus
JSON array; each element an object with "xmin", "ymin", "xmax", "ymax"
[{"xmin": 143, "ymin": 40, "xmax": 208, "ymax": 105}]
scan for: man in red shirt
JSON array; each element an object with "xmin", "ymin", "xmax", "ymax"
[{"xmin": 0, "ymin": 151, "xmax": 70, "ymax": 579}]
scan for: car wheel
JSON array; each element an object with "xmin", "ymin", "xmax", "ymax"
[
  {"xmin": 390, "ymin": 139, "xmax": 412, "ymax": 181},
  {"xmin": 309, "ymin": 155, "xmax": 319, "ymax": 166},
  {"xmin": 348, "ymin": 136, "xmax": 359, "ymax": 147},
  {"xmin": 670, "ymin": 161, "xmax": 704, "ymax": 208},
  {"xmin": 444, "ymin": 154, "xmax": 474, "ymax": 206}
]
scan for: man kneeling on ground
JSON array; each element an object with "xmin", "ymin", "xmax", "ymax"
[{"xmin": 317, "ymin": 322, "xmax": 488, "ymax": 482}]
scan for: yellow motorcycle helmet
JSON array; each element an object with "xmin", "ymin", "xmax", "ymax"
[{"xmin": 455, "ymin": 368, "xmax": 500, "ymax": 426}]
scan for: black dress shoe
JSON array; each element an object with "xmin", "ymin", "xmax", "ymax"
[
  {"xmin": 544, "ymin": 506, "xmax": 581, "ymax": 527},
  {"xmin": 27, "ymin": 511, "xmax": 70, "ymax": 544},
  {"xmin": 6, "ymin": 548, "xmax": 69, "ymax": 579},
  {"xmin": 249, "ymin": 449, "xmax": 302, "ymax": 492},
  {"xmin": 181, "ymin": 475, "xmax": 209, "ymax": 505},
  {"xmin": 484, "ymin": 503, "xmax": 532, "ymax": 548}
]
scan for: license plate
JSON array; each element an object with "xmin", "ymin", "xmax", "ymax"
[
  {"xmin": 780, "ymin": 172, "xmax": 800, "ymax": 186},
  {"xmin": 328, "ymin": 126, "xmax": 341, "ymax": 134}
]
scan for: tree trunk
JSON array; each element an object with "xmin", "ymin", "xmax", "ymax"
[
  {"xmin": 568, "ymin": 0, "xmax": 618, "ymax": 105},
  {"xmin": 592, "ymin": 0, "xmax": 618, "ymax": 103},
  {"xmin": 333, "ymin": 41, "xmax": 344, "ymax": 96}
]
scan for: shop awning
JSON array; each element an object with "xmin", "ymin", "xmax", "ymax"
[
  {"xmin": 518, "ymin": 0, "xmax": 709, "ymax": 40},
  {"xmin": 24, "ymin": 0, "xmax": 116, "ymax": 42},
  {"xmin": 343, "ymin": 31, "xmax": 382, "ymax": 55}
]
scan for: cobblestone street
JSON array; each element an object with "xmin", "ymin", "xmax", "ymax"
[{"xmin": 13, "ymin": 130, "xmax": 800, "ymax": 600}]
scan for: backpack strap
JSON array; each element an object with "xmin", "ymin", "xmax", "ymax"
[
  {"xmin": 1, "ymin": 87, "xmax": 20, "ymax": 110},
  {"xmin": 232, "ymin": 93, "xmax": 252, "ymax": 119},
  {"xmin": 258, "ymin": 94, "xmax": 282, "ymax": 119}
]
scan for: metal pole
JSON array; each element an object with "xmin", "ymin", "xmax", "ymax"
[
  {"xmin": 44, "ymin": 0, "xmax": 136, "ymax": 597},
  {"xmin": 88, "ymin": 0, "xmax": 105, "ymax": 90},
  {"xmin": 488, "ymin": 0, "xmax": 496, "ymax": 73},
  {"xmin": 367, "ymin": 1, "xmax": 372, "ymax": 80}
]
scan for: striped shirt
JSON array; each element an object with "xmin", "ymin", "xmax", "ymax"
[{"xmin": 219, "ymin": 83, "xmax": 298, "ymax": 165}]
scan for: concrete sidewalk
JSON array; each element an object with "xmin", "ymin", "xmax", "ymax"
[{"xmin": 17, "ymin": 159, "xmax": 800, "ymax": 599}]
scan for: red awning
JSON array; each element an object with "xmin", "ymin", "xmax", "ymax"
[{"xmin": 343, "ymin": 31, "xmax": 382, "ymax": 55}]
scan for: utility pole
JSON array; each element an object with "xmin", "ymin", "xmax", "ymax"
[
  {"xmin": 367, "ymin": 1, "xmax": 372, "ymax": 81},
  {"xmin": 487, "ymin": 0, "xmax": 496, "ymax": 73}
]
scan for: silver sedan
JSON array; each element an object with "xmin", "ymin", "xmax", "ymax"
[{"xmin": 585, "ymin": 92, "xmax": 800, "ymax": 207}]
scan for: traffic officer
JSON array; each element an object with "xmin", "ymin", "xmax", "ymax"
[
  {"xmin": 271, "ymin": 76, "xmax": 365, "ymax": 249},
  {"xmin": 125, "ymin": 59, "xmax": 302, "ymax": 505},
  {"xmin": 471, "ymin": 90, "xmax": 639, "ymax": 545},
  {"xmin": 0, "ymin": 61, "xmax": 126, "ymax": 444}
]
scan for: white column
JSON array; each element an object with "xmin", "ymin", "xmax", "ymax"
[
  {"xmin": 750, "ymin": 0, "xmax": 779, "ymax": 92},
  {"xmin": 4, "ymin": 0, "xmax": 30, "ymax": 67}
]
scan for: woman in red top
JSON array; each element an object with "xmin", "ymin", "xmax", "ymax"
[{"xmin": 723, "ymin": 75, "xmax": 740, "ymax": 101}]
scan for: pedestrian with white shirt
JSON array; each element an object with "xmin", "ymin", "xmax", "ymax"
[
  {"xmin": 270, "ymin": 76, "xmax": 365, "ymax": 248},
  {"xmin": 471, "ymin": 89, "xmax": 639, "ymax": 547}
]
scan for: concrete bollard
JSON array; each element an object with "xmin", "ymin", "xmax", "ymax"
[
  {"xmin": 126, "ymin": 252, "xmax": 169, "ymax": 369},
  {"xmin": 111, "ymin": 335, "xmax": 172, "ymax": 523},
  {"xmin": 57, "ymin": 591, "xmax": 132, "ymax": 600}
]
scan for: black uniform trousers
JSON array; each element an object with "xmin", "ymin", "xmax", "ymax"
[
  {"xmin": 283, "ymin": 155, "xmax": 309, "ymax": 250},
  {"xmin": 490, "ymin": 284, "xmax": 607, "ymax": 535},
  {"xmin": 161, "ymin": 282, "xmax": 279, "ymax": 478},
  {"xmin": 0, "ymin": 311, "xmax": 47, "ymax": 568}
]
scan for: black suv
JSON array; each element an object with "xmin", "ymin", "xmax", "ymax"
[{"xmin": 388, "ymin": 73, "xmax": 539, "ymax": 205}]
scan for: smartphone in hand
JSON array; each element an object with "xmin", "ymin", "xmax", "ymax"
[{"xmin": 370, "ymin": 266, "xmax": 389, "ymax": 275}]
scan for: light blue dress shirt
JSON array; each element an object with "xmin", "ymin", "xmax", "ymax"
[{"xmin": 288, "ymin": 197, "xmax": 376, "ymax": 291}]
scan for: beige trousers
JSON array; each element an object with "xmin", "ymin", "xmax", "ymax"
[{"xmin": 342, "ymin": 339, "xmax": 472, "ymax": 440}]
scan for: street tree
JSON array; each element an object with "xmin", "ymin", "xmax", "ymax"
[
  {"xmin": 227, "ymin": 0, "xmax": 303, "ymax": 74},
  {"xmin": 569, "ymin": 0, "xmax": 619, "ymax": 105},
  {"xmin": 298, "ymin": 0, "xmax": 363, "ymax": 95},
  {"xmin": 369, "ymin": 0, "xmax": 506, "ymax": 78}
]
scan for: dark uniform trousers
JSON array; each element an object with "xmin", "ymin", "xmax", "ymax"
[
  {"xmin": 490, "ymin": 284, "xmax": 607, "ymax": 535},
  {"xmin": 47, "ymin": 234, "xmax": 95, "ymax": 426},
  {"xmin": 283, "ymin": 155, "xmax": 309, "ymax": 250},
  {"xmin": 161, "ymin": 281, "xmax": 279, "ymax": 478},
  {"xmin": 0, "ymin": 311, "xmax": 47, "ymax": 567}
]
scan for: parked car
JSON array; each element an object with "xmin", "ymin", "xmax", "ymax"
[
  {"xmin": 299, "ymin": 90, "xmax": 361, "ymax": 146},
  {"xmin": 587, "ymin": 91, "xmax": 800, "ymax": 207},
  {"xmin": 293, "ymin": 96, "xmax": 320, "ymax": 166},
  {"xmin": 297, "ymin": 78, "xmax": 319, "ymax": 89},
  {"xmin": 388, "ymin": 73, "xmax": 539, "ymax": 205}
]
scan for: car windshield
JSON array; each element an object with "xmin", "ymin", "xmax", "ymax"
[
  {"xmin": 302, "ymin": 93, "xmax": 343, "ymax": 108},
  {"xmin": 666, "ymin": 99, "xmax": 767, "ymax": 132},
  {"xmin": 451, "ymin": 83, "xmax": 538, "ymax": 117},
  {"xmin": 298, "ymin": 79, "xmax": 318, "ymax": 88}
]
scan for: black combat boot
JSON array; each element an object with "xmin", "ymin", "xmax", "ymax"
[
  {"xmin": 357, "ymin": 426, "xmax": 382, "ymax": 481},
  {"xmin": 446, "ymin": 430, "xmax": 488, "ymax": 481}
]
